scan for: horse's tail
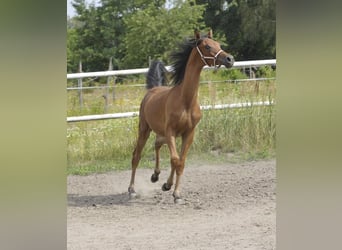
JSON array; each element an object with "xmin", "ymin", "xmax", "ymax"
[{"xmin": 146, "ymin": 60, "xmax": 168, "ymax": 89}]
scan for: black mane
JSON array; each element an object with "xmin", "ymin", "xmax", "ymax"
[{"xmin": 170, "ymin": 38, "xmax": 201, "ymax": 85}]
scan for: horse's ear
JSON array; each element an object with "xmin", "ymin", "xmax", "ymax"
[
  {"xmin": 194, "ymin": 29, "xmax": 201, "ymax": 40},
  {"xmin": 208, "ymin": 29, "xmax": 213, "ymax": 39}
]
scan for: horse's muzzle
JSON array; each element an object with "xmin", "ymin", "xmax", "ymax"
[{"xmin": 221, "ymin": 54, "xmax": 234, "ymax": 68}]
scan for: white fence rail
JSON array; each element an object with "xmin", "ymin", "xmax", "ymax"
[
  {"xmin": 67, "ymin": 101, "xmax": 274, "ymax": 123},
  {"xmin": 67, "ymin": 59, "xmax": 276, "ymax": 79},
  {"xmin": 66, "ymin": 59, "xmax": 276, "ymax": 123}
]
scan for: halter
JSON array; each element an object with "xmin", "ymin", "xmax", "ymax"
[{"xmin": 196, "ymin": 45, "xmax": 223, "ymax": 69}]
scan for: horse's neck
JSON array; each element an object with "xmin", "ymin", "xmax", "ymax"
[{"xmin": 180, "ymin": 50, "xmax": 203, "ymax": 107}]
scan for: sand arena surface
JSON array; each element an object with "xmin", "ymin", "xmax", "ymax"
[{"xmin": 68, "ymin": 159, "xmax": 275, "ymax": 250}]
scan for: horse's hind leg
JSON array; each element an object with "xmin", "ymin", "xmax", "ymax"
[
  {"xmin": 151, "ymin": 136, "xmax": 166, "ymax": 183},
  {"xmin": 128, "ymin": 122, "xmax": 151, "ymax": 198}
]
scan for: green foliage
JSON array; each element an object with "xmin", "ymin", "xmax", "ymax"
[
  {"xmin": 67, "ymin": 28, "xmax": 78, "ymax": 73},
  {"xmin": 217, "ymin": 68, "xmax": 247, "ymax": 80},
  {"xmin": 122, "ymin": 1, "xmax": 205, "ymax": 68},
  {"xmin": 235, "ymin": 0, "xmax": 276, "ymax": 60},
  {"xmin": 193, "ymin": 106, "xmax": 276, "ymax": 154},
  {"xmin": 196, "ymin": 0, "xmax": 276, "ymax": 60},
  {"xmin": 255, "ymin": 65, "xmax": 276, "ymax": 78},
  {"xmin": 68, "ymin": 0, "xmax": 152, "ymax": 71},
  {"xmin": 67, "ymin": 0, "xmax": 275, "ymax": 72},
  {"xmin": 67, "ymin": 118, "xmax": 139, "ymax": 174},
  {"xmin": 67, "ymin": 0, "xmax": 205, "ymax": 71}
]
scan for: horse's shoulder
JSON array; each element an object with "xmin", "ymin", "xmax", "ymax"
[{"xmin": 149, "ymin": 86, "xmax": 171, "ymax": 94}]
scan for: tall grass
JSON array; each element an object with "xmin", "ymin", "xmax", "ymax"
[
  {"xmin": 67, "ymin": 119, "xmax": 139, "ymax": 174},
  {"xmin": 67, "ymin": 67, "xmax": 276, "ymax": 175},
  {"xmin": 194, "ymin": 105, "xmax": 276, "ymax": 156}
]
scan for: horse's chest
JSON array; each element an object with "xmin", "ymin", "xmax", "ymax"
[{"xmin": 176, "ymin": 110, "xmax": 201, "ymax": 132}]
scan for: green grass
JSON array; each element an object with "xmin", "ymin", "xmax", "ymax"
[{"xmin": 67, "ymin": 67, "xmax": 276, "ymax": 175}]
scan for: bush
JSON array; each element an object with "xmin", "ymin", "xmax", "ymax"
[
  {"xmin": 218, "ymin": 68, "xmax": 247, "ymax": 80},
  {"xmin": 255, "ymin": 66, "xmax": 276, "ymax": 78}
]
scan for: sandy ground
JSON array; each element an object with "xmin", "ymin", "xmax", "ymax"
[{"xmin": 67, "ymin": 159, "xmax": 276, "ymax": 250}]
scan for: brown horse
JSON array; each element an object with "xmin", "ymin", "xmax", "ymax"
[{"xmin": 128, "ymin": 30, "xmax": 234, "ymax": 203}]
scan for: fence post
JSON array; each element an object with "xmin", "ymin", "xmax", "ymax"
[
  {"xmin": 112, "ymin": 76, "xmax": 116, "ymax": 101},
  {"xmin": 78, "ymin": 60, "xmax": 83, "ymax": 109},
  {"xmin": 104, "ymin": 57, "xmax": 113, "ymax": 113}
]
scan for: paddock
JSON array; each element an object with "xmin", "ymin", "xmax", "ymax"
[{"xmin": 67, "ymin": 159, "xmax": 275, "ymax": 250}]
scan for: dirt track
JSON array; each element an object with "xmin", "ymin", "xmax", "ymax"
[{"xmin": 67, "ymin": 159, "xmax": 276, "ymax": 250}]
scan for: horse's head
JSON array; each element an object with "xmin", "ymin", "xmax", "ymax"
[{"xmin": 195, "ymin": 29, "xmax": 234, "ymax": 69}]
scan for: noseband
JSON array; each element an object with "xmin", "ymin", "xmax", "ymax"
[{"xmin": 196, "ymin": 46, "xmax": 223, "ymax": 69}]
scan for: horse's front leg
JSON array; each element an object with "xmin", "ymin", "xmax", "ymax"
[
  {"xmin": 162, "ymin": 134, "xmax": 179, "ymax": 193},
  {"xmin": 172, "ymin": 129, "xmax": 196, "ymax": 204},
  {"xmin": 151, "ymin": 135, "xmax": 166, "ymax": 183}
]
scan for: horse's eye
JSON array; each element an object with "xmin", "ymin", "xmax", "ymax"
[{"xmin": 205, "ymin": 45, "xmax": 211, "ymax": 50}]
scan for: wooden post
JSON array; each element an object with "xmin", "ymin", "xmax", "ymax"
[
  {"xmin": 112, "ymin": 76, "xmax": 116, "ymax": 101},
  {"xmin": 104, "ymin": 57, "xmax": 113, "ymax": 113},
  {"xmin": 78, "ymin": 60, "xmax": 83, "ymax": 109}
]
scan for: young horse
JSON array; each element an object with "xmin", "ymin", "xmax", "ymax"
[{"xmin": 128, "ymin": 30, "xmax": 234, "ymax": 203}]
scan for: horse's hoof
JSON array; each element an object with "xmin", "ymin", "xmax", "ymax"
[
  {"xmin": 129, "ymin": 192, "xmax": 138, "ymax": 199},
  {"xmin": 128, "ymin": 187, "xmax": 138, "ymax": 199},
  {"xmin": 162, "ymin": 183, "xmax": 171, "ymax": 191},
  {"xmin": 151, "ymin": 173, "xmax": 159, "ymax": 183},
  {"xmin": 174, "ymin": 197, "xmax": 184, "ymax": 205}
]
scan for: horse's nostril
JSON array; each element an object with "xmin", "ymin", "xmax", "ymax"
[
  {"xmin": 224, "ymin": 55, "xmax": 234, "ymax": 67},
  {"xmin": 227, "ymin": 56, "xmax": 234, "ymax": 62},
  {"xmin": 227, "ymin": 56, "xmax": 235, "ymax": 64}
]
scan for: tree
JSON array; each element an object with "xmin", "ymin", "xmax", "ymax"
[
  {"xmin": 97, "ymin": 0, "xmax": 157, "ymax": 70},
  {"xmin": 67, "ymin": 0, "xmax": 159, "ymax": 72},
  {"xmin": 67, "ymin": 27, "xmax": 78, "ymax": 73},
  {"xmin": 123, "ymin": 0, "xmax": 206, "ymax": 68},
  {"xmin": 196, "ymin": 0, "xmax": 276, "ymax": 60},
  {"xmin": 67, "ymin": 0, "xmax": 275, "ymax": 72},
  {"xmin": 233, "ymin": 0, "xmax": 276, "ymax": 59},
  {"xmin": 68, "ymin": 0, "xmax": 109, "ymax": 72}
]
